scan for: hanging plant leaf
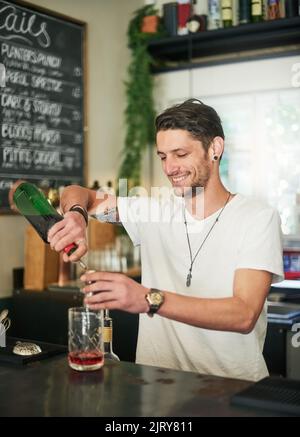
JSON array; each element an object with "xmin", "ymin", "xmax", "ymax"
[{"xmin": 118, "ymin": 5, "xmax": 165, "ymax": 187}]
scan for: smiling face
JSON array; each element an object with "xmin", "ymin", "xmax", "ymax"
[{"xmin": 156, "ymin": 129, "xmax": 211, "ymax": 196}]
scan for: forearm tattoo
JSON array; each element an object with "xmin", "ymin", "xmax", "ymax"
[{"xmin": 91, "ymin": 207, "xmax": 122, "ymax": 225}]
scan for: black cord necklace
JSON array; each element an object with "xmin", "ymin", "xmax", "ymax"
[{"xmin": 183, "ymin": 192, "xmax": 231, "ymax": 287}]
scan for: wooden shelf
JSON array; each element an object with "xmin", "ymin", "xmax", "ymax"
[{"xmin": 147, "ymin": 16, "xmax": 300, "ymax": 73}]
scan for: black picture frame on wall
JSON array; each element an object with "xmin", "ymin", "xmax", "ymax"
[{"xmin": 0, "ymin": 0, "xmax": 87, "ymax": 213}]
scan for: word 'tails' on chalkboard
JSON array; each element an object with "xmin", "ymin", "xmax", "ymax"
[{"xmin": 0, "ymin": 0, "xmax": 86, "ymax": 212}]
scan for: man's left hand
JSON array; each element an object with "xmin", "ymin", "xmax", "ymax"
[{"xmin": 81, "ymin": 271, "xmax": 150, "ymax": 314}]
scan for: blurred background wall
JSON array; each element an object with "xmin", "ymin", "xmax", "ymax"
[{"xmin": 0, "ymin": 0, "xmax": 143, "ymax": 298}]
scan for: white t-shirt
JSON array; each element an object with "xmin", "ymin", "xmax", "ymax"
[{"xmin": 117, "ymin": 193, "xmax": 284, "ymax": 381}]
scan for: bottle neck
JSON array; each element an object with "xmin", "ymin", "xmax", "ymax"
[
  {"xmin": 104, "ymin": 341, "xmax": 113, "ymax": 354},
  {"xmin": 103, "ymin": 317, "xmax": 113, "ymax": 350},
  {"xmin": 103, "ymin": 317, "xmax": 120, "ymax": 361}
]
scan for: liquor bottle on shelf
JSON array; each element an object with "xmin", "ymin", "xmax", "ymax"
[
  {"xmin": 177, "ymin": 0, "xmax": 192, "ymax": 35},
  {"xmin": 38, "ymin": 179, "xmax": 50, "ymax": 200},
  {"xmin": 279, "ymin": 0, "xmax": 286, "ymax": 17},
  {"xmin": 221, "ymin": 0, "xmax": 233, "ymax": 27},
  {"xmin": 285, "ymin": 0, "xmax": 299, "ymax": 17},
  {"xmin": 90, "ymin": 180, "xmax": 101, "ymax": 191},
  {"xmin": 267, "ymin": 0, "xmax": 281, "ymax": 18},
  {"xmin": 239, "ymin": 0, "xmax": 252, "ymax": 23},
  {"xmin": 208, "ymin": 0, "xmax": 222, "ymax": 29},
  {"xmin": 47, "ymin": 183, "xmax": 60, "ymax": 208},
  {"xmin": 251, "ymin": 0, "xmax": 264, "ymax": 21},
  {"xmin": 103, "ymin": 311, "xmax": 120, "ymax": 362},
  {"xmin": 263, "ymin": 0, "xmax": 268, "ymax": 19},
  {"xmin": 163, "ymin": 2, "xmax": 178, "ymax": 36},
  {"xmin": 232, "ymin": 0, "xmax": 240, "ymax": 25},
  {"xmin": 106, "ymin": 180, "xmax": 114, "ymax": 195},
  {"xmin": 13, "ymin": 181, "xmax": 86, "ymax": 268}
]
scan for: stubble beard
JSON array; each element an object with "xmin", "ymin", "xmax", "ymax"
[{"xmin": 173, "ymin": 158, "xmax": 211, "ymax": 198}]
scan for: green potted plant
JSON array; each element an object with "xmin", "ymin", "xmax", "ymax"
[{"xmin": 118, "ymin": 4, "xmax": 163, "ymax": 187}]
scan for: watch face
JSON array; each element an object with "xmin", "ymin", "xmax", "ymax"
[
  {"xmin": 146, "ymin": 290, "xmax": 164, "ymax": 316},
  {"xmin": 150, "ymin": 291, "xmax": 163, "ymax": 305}
]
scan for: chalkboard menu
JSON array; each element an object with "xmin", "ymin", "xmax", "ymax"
[{"xmin": 0, "ymin": 0, "xmax": 85, "ymax": 211}]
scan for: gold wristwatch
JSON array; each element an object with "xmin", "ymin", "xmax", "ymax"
[{"xmin": 145, "ymin": 288, "xmax": 165, "ymax": 317}]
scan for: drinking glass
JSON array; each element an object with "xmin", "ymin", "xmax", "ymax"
[{"xmin": 68, "ymin": 307, "xmax": 104, "ymax": 371}]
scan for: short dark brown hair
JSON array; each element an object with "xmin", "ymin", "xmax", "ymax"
[{"xmin": 155, "ymin": 98, "xmax": 224, "ymax": 152}]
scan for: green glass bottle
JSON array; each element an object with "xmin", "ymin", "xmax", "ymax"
[
  {"xmin": 239, "ymin": 0, "xmax": 251, "ymax": 24},
  {"xmin": 251, "ymin": 0, "xmax": 264, "ymax": 22},
  {"xmin": 221, "ymin": 0, "xmax": 233, "ymax": 27},
  {"xmin": 13, "ymin": 181, "xmax": 81, "ymax": 260}
]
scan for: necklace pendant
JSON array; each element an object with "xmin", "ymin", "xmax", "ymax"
[{"xmin": 186, "ymin": 272, "xmax": 192, "ymax": 287}]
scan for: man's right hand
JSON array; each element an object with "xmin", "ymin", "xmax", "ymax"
[{"xmin": 47, "ymin": 211, "xmax": 88, "ymax": 262}]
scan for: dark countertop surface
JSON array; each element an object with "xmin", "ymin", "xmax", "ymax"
[{"xmin": 0, "ymin": 355, "xmax": 290, "ymax": 417}]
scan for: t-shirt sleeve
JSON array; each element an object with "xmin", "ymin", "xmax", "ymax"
[
  {"xmin": 117, "ymin": 196, "xmax": 154, "ymax": 246},
  {"xmin": 236, "ymin": 207, "xmax": 284, "ymax": 284},
  {"xmin": 117, "ymin": 197, "xmax": 140, "ymax": 246}
]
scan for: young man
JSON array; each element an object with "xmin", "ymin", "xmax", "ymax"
[{"xmin": 48, "ymin": 99, "xmax": 283, "ymax": 381}]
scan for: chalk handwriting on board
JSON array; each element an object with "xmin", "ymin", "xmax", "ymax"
[
  {"xmin": 1, "ymin": 43, "xmax": 61, "ymax": 68},
  {"xmin": 0, "ymin": 5, "xmax": 51, "ymax": 48},
  {"xmin": 0, "ymin": 1, "xmax": 84, "ymax": 210},
  {"xmin": 0, "ymin": 62, "xmax": 5, "ymax": 86}
]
